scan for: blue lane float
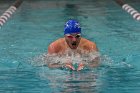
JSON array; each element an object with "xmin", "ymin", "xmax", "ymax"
[
  {"xmin": 115, "ymin": 0, "xmax": 140, "ymax": 21},
  {"xmin": 0, "ymin": 0, "xmax": 23, "ymax": 28}
]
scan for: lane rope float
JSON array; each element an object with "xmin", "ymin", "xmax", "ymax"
[
  {"xmin": 0, "ymin": 0, "xmax": 23, "ymax": 28},
  {"xmin": 115, "ymin": 0, "xmax": 140, "ymax": 21}
]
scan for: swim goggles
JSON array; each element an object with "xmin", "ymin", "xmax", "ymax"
[{"xmin": 65, "ymin": 33, "xmax": 81, "ymax": 39}]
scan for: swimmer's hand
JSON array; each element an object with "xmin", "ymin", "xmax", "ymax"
[
  {"xmin": 47, "ymin": 62, "xmax": 75, "ymax": 70},
  {"xmin": 77, "ymin": 57, "xmax": 100, "ymax": 71},
  {"xmin": 77, "ymin": 63, "xmax": 85, "ymax": 71},
  {"xmin": 65, "ymin": 63, "xmax": 75, "ymax": 70},
  {"xmin": 64, "ymin": 58, "xmax": 75, "ymax": 70}
]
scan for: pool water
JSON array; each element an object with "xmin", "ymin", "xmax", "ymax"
[{"xmin": 0, "ymin": 0, "xmax": 140, "ymax": 93}]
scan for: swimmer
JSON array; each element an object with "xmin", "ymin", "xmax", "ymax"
[{"xmin": 47, "ymin": 19, "xmax": 99, "ymax": 71}]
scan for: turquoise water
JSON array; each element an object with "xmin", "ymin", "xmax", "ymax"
[{"xmin": 0, "ymin": 0, "xmax": 140, "ymax": 93}]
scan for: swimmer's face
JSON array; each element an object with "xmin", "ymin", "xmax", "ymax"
[{"xmin": 65, "ymin": 33, "xmax": 81, "ymax": 49}]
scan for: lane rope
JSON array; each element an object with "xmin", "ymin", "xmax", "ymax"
[
  {"xmin": 122, "ymin": 4, "xmax": 140, "ymax": 21},
  {"xmin": 0, "ymin": 0, "xmax": 23, "ymax": 28},
  {"xmin": 115, "ymin": 0, "xmax": 140, "ymax": 21}
]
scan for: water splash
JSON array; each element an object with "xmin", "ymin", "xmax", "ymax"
[
  {"xmin": 30, "ymin": 50, "xmax": 133, "ymax": 74},
  {"xmin": 30, "ymin": 50, "xmax": 100, "ymax": 69}
]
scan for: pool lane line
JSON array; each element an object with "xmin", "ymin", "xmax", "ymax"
[
  {"xmin": 115, "ymin": 0, "xmax": 140, "ymax": 21},
  {"xmin": 0, "ymin": 0, "xmax": 23, "ymax": 28}
]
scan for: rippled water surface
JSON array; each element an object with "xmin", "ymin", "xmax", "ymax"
[{"xmin": 0, "ymin": 0, "xmax": 140, "ymax": 93}]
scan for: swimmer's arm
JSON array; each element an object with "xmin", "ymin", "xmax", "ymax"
[
  {"xmin": 77, "ymin": 56, "xmax": 100, "ymax": 71},
  {"xmin": 47, "ymin": 46, "xmax": 61, "ymax": 68},
  {"xmin": 47, "ymin": 45, "xmax": 61, "ymax": 68},
  {"xmin": 48, "ymin": 43, "xmax": 56, "ymax": 54},
  {"xmin": 47, "ymin": 62, "xmax": 63, "ymax": 68},
  {"xmin": 77, "ymin": 44, "xmax": 99, "ymax": 71},
  {"xmin": 87, "ymin": 56, "xmax": 100, "ymax": 67},
  {"xmin": 47, "ymin": 60, "xmax": 75, "ymax": 70},
  {"xmin": 91, "ymin": 42, "xmax": 98, "ymax": 51},
  {"xmin": 89, "ymin": 43, "xmax": 100, "ymax": 67}
]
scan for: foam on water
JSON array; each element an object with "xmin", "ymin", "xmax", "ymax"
[
  {"xmin": 30, "ymin": 49, "xmax": 133, "ymax": 72},
  {"xmin": 30, "ymin": 49, "xmax": 100, "ymax": 69}
]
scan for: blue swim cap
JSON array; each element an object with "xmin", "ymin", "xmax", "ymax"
[{"xmin": 64, "ymin": 19, "xmax": 81, "ymax": 35}]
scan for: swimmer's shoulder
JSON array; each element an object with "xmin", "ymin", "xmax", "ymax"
[
  {"xmin": 80, "ymin": 38, "xmax": 98, "ymax": 51},
  {"xmin": 48, "ymin": 38, "xmax": 65, "ymax": 54},
  {"xmin": 50, "ymin": 38, "xmax": 65, "ymax": 45},
  {"xmin": 81, "ymin": 38, "xmax": 96, "ymax": 45}
]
